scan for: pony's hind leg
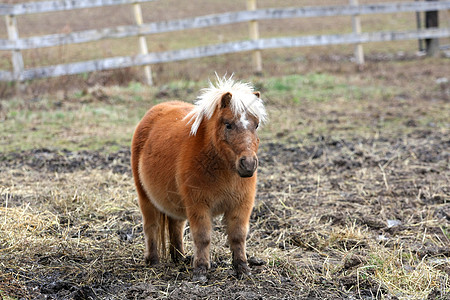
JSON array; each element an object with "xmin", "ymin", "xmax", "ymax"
[
  {"xmin": 168, "ymin": 217, "xmax": 186, "ymax": 263},
  {"xmin": 138, "ymin": 195, "xmax": 161, "ymax": 265}
]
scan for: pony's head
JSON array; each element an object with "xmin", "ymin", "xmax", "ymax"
[{"xmin": 185, "ymin": 75, "xmax": 267, "ymax": 178}]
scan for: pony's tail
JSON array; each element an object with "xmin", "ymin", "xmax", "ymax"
[{"xmin": 158, "ymin": 213, "xmax": 168, "ymax": 259}]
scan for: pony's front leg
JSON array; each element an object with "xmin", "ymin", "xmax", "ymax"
[
  {"xmin": 187, "ymin": 206, "xmax": 212, "ymax": 282},
  {"xmin": 224, "ymin": 205, "xmax": 252, "ymax": 278}
]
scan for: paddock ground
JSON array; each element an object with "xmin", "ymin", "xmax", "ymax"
[{"xmin": 0, "ymin": 56, "xmax": 449, "ymax": 299}]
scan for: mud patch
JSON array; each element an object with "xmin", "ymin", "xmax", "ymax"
[{"xmin": 0, "ymin": 148, "xmax": 131, "ymax": 174}]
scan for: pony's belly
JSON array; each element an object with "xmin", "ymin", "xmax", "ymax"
[
  {"xmin": 145, "ymin": 183, "xmax": 187, "ymax": 220},
  {"xmin": 138, "ymin": 162, "xmax": 187, "ymax": 220}
]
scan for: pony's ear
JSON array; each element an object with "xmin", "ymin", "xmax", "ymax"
[
  {"xmin": 253, "ymin": 91, "xmax": 261, "ymax": 98},
  {"xmin": 221, "ymin": 92, "xmax": 232, "ymax": 108}
]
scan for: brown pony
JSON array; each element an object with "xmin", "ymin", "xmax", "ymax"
[{"xmin": 131, "ymin": 75, "xmax": 267, "ymax": 281}]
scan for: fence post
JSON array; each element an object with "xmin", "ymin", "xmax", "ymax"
[
  {"xmin": 350, "ymin": 0, "xmax": 365, "ymax": 65},
  {"xmin": 132, "ymin": 2, "xmax": 153, "ymax": 85},
  {"xmin": 247, "ymin": 0, "xmax": 262, "ymax": 73},
  {"xmin": 415, "ymin": 0, "xmax": 424, "ymax": 51},
  {"xmin": 425, "ymin": 0, "xmax": 439, "ymax": 56},
  {"xmin": 5, "ymin": 14, "xmax": 24, "ymax": 81}
]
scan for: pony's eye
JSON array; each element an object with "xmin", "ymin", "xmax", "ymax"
[
  {"xmin": 225, "ymin": 123, "xmax": 232, "ymax": 130},
  {"xmin": 255, "ymin": 123, "xmax": 259, "ymax": 129}
]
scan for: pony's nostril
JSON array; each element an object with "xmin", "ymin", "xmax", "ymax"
[
  {"xmin": 239, "ymin": 157, "xmax": 247, "ymax": 169},
  {"xmin": 239, "ymin": 156, "xmax": 257, "ymax": 172}
]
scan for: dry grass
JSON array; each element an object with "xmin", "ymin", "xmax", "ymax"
[
  {"xmin": 0, "ymin": 169, "xmax": 142, "ymax": 297},
  {"xmin": 360, "ymin": 247, "xmax": 449, "ymax": 299},
  {"xmin": 0, "ymin": 168, "xmax": 309, "ymax": 298}
]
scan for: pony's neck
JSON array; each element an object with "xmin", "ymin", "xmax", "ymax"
[
  {"xmin": 202, "ymin": 140, "xmax": 230, "ymax": 176},
  {"xmin": 194, "ymin": 123, "xmax": 232, "ymax": 178}
]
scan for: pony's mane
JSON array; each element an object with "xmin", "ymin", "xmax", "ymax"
[{"xmin": 185, "ymin": 75, "xmax": 267, "ymax": 136}]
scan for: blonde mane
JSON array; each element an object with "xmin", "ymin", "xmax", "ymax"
[{"xmin": 185, "ymin": 75, "xmax": 267, "ymax": 136}]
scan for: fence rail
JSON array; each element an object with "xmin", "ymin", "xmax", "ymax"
[
  {"xmin": 2, "ymin": 1, "xmax": 450, "ymax": 51},
  {"xmin": 0, "ymin": 0, "xmax": 155, "ymax": 16},
  {"xmin": 1, "ymin": 1, "xmax": 449, "ymax": 82},
  {"xmin": 3, "ymin": 27, "xmax": 447, "ymax": 82}
]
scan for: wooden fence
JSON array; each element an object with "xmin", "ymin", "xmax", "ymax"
[{"xmin": 1, "ymin": 0, "xmax": 449, "ymax": 83}]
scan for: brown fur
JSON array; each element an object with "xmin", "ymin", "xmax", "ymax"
[{"xmin": 131, "ymin": 94, "xmax": 261, "ymax": 280}]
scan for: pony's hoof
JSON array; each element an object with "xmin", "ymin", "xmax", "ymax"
[
  {"xmin": 192, "ymin": 266, "xmax": 208, "ymax": 283},
  {"xmin": 235, "ymin": 262, "xmax": 251, "ymax": 279},
  {"xmin": 144, "ymin": 255, "xmax": 159, "ymax": 265}
]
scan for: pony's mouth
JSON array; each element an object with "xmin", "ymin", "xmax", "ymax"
[{"xmin": 238, "ymin": 170, "xmax": 255, "ymax": 178}]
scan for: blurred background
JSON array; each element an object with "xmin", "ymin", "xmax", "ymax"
[{"xmin": 1, "ymin": 0, "xmax": 448, "ymax": 96}]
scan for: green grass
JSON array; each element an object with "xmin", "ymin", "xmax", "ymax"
[
  {"xmin": 0, "ymin": 77, "xmax": 210, "ymax": 152},
  {"xmin": 2, "ymin": 68, "xmax": 447, "ymax": 153},
  {"xmin": 0, "ymin": 86, "xmax": 152, "ymax": 152},
  {"xmin": 260, "ymin": 73, "xmax": 398, "ymax": 104},
  {"xmin": 0, "ymin": 74, "xmax": 323, "ymax": 152}
]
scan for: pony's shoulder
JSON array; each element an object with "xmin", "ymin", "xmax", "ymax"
[
  {"xmin": 149, "ymin": 101, "xmax": 194, "ymax": 113},
  {"xmin": 142, "ymin": 101, "xmax": 194, "ymax": 124}
]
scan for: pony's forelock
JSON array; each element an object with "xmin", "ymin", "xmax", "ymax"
[{"xmin": 185, "ymin": 75, "xmax": 267, "ymax": 135}]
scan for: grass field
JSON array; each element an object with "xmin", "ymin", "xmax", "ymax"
[
  {"xmin": 1, "ymin": 56, "xmax": 449, "ymax": 299},
  {"xmin": 1, "ymin": 0, "xmax": 450, "ymax": 299}
]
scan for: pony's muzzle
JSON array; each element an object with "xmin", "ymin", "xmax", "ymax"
[{"xmin": 237, "ymin": 156, "xmax": 258, "ymax": 178}]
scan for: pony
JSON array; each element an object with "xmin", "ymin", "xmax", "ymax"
[{"xmin": 131, "ymin": 75, "xmax": 267, "ymax": 281}]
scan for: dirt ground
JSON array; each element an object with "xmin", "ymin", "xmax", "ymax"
[{"xmin": 0, "ymin": 57, "xmax": 449, "ymax": 299}]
